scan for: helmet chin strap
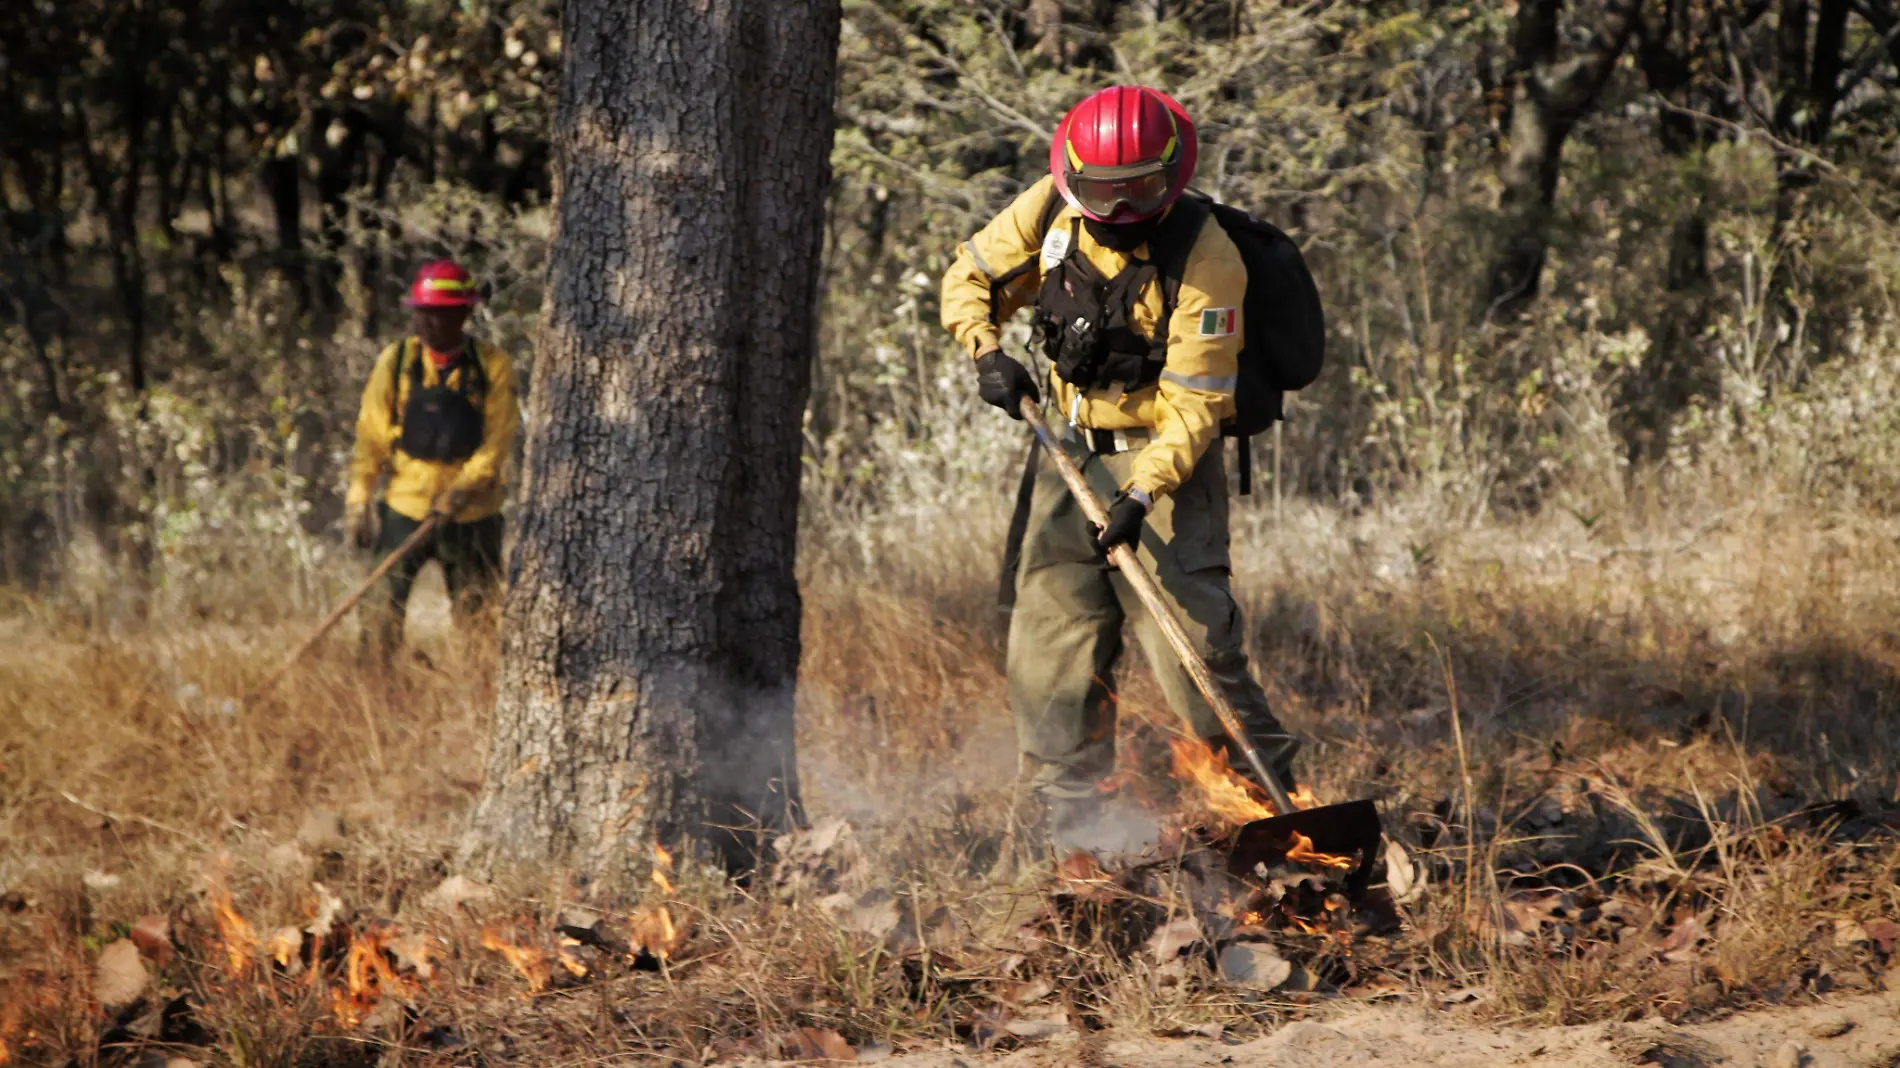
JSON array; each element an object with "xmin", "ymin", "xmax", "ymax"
[{"xmin": 1084, "ymin": 212, "xmax": 1165, "ymax": 252}]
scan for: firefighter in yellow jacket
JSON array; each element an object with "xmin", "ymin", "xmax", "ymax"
[
  {"xmin": 345, "ymin": 260, "xmax": 519, "ymax": 662},
  {"xmin": 941, "ymin": 86, "xmax": 1298, "ymax": 854}
]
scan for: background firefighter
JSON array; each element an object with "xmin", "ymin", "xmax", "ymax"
[
  {"xmin": 344, "ymin": 260, "xmax": 519, "ymax": 664},
  {"xmin": 941, "ymin": 85, "xmax": 1300, "ymax": 855}
]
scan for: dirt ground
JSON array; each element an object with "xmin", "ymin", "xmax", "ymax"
[{"xmin": 833, "ymin": 989, "xmax": 1900, "ymax": 1068}]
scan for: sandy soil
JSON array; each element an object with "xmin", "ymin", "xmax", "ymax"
[{"xmin": 847, "ymin": 987, "xmax": 1900, "ymax": 1068}]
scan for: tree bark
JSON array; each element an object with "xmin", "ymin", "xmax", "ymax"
[
  {"xmin": 461, "ymin": 0, "xmax": 840, "ymax": 883},
  {"xmin": 1481, "ymin": 0, "xmax": 1642, "ymax": 320}
]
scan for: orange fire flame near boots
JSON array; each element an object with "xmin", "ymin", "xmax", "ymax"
[{"xmin": 1168, "ymin": 737, "xmax": 1351, "ymax": 867}]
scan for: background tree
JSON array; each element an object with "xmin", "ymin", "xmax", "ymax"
[{"xmin": 457, "ymin": 0, "xmax": 842, "ymax": 879}]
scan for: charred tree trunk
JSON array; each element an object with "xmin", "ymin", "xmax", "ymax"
[
  {"xmin": 1481, "ymin": 0, "xmax": 1642, "ymax": 320},
  {"xmin": 460, "ymin": 0, "xmax": 841, "ymax": 883}
]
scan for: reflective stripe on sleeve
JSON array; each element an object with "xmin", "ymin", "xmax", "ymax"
[
  {"xmin": 1160, "ymin": 369, "xmax": 1239, "ymax": 392},
  {"xmin": 962, "ymin": 240, "xmax": 996, "ymax": 279}
]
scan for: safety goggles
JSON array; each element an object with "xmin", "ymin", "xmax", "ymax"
[{"xmin": 1067, "ymin": 163, "xmax": 1174, "ymax": 220}]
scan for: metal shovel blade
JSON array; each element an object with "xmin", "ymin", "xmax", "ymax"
[{"xmin": 1225, "ymin": 799, "xmax": 1385, "ymax": 896}]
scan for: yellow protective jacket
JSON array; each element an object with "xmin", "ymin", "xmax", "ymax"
[
  {"xmin": 346, "ymin": 338, "xmax": 519, "ymax": 523},
  {"xmin": 941, "ymin": 174, "xmax": 1246, "ymax": 500}
]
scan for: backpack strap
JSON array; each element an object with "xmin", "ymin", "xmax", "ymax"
[
  {"xmin": 389, "ymin": 336, "xmax": 419, "ymax": 429},
  {"xmin": 1144, "ymin": 195, "xmax": 1212, "ymax": 353},
  {"xmin": 985, "ymin": 186, "xmax": 1067, "ymax": 326}
]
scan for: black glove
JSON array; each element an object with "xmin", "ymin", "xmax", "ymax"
[
  {"xmin": 1094, "ymin": 491, "xmax": 1147, "ymax": 554},
  {"xmin": 975, "ymin": 350, "xmax": 1039, "ymax": 419}
]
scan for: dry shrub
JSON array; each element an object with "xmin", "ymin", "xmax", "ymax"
[{"xmin": 7, "ymin": 483, "xmax": 1900, "ymax": 1061}]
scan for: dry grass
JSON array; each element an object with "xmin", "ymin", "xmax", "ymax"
[{"xmin": 7, "ymin": 491, "xmax": 1900, "ymax": 1064}]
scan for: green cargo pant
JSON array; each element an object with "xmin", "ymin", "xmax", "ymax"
[
  {"xmin": 1008, "ymin": 428, "xmax": 1297, "ymax": 801},
  {"xmin": 360, "ymin": 502, "xmax": 504, "ymax": 663}
]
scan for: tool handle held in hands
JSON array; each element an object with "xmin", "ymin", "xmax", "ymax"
[
  {"xmin": 244, "ymin": 514, "xmax": 444, "ymax": 704},
  {"xmin": 1019, "ymin": 397, "xmax": 1298, "ymax": 816}
]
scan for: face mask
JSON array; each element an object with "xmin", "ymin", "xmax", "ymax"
[{"xmin": 1084, "ymin": 213, "xmax": 1164, "ymax": 253}]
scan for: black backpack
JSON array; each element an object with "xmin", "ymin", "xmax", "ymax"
[
  {"xmin": 1022, "ymin": 188, "xmax": 1326, "ymax": 489},
  {"xmin": 389, "ymin": 337, "xmax": 489, "ymax": 463}
]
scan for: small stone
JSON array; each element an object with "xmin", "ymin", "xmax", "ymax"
[
  {"xmin": 1808, "ymin": 1015, "xmax": 1853, "ymax": 1039},
  {"xmin": 82, "ymin": 870, "xmax": 123, "ymax": 894},
  {"xmin": 1769, "ymin": 1040, "xmax": 1803, "ymax": 1068}
]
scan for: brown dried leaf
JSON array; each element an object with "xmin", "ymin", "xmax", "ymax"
[
  {"xmin": 94, "ymin": 938, "xmax": 148, "ymax": 1007},
  {"xmin": 306, "ymin": 883, "xmax": 344, "ymax": 941},
  {"xmin": 421, "ymin": 874, "xmax": 492, "ymax": 914},
  {"xmin": 786, "ymin": 1026, "xmax": 857, "ymax": 1061},
  {"xmin": 1864, "ymin": 918, "xmax": 1899, "ymax": 955},
  {"xmin": 130, "ymin": 914, "xmax": 173, "ymax": 968},
  {"xmin": 1145, "ymin": 916, "xmax": 1203, "ymax": 963},
  {"xmin": 387, "ymin": 932, "xmax": 437, "ymax": 980},
  {"xmin": 1216, "ymin": 942, "xmax": 1292, "ymax": 990},
  {"xmin": 1383, "ymin": 839, "xmax": 1422, "ymax": 905},
  {"xmin": 1660, "ymin": 911, "xmax": 1709, "ymax": 963}
]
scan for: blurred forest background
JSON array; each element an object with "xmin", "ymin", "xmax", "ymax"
[{"xmin": 6, "ymin": 0, "xmax": 1900, "ymax": 615}]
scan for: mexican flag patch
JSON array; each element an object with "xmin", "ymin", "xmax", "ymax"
[{"xmin": 1198, "ymin": 307, "xmax": 1237, "ymax": 337}]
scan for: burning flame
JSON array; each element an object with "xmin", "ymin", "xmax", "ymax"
[
  {"xmin": 631, "ymin": 905, "xmax": 684, "ymax": 961},
  {"xmin": 556, "ymin": 936, "xmax": 590, "ymax": 978},
  {"xmin": 651, "ymin": 842, "xmax": 676, "ymax": 896},
  {"xmin": 1170, "ymin": 737, "xmax": 1296, "ymax": 825},
  {"xmin": 481, "ymin": 926, "xmax": 551, "ymax": 993},
  {"xmin": 331, "ymin": 925, "xmax": 406, "ymax": 1027},
  {"xmin": 207, "ymin": 882, "xmax": 259, "ymax": 977},
  {"xmin": 1284, "ymin": 830, "xmax": 1354, "ymax": 870}
]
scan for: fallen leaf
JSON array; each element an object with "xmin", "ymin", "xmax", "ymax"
[
  {"xmin": 1216, "ymin": 942, "xmax": 1292, "ymax": 990},
  {"xmin": 1145, "ymin": 915, "xmax": 1203, "ymax": 963},
  {"xmin": 422, "ymin": 874, "xmax": 492, "ymax": 914},
  {"xmin": 1834, "ymin": 918, "xmax": 1870, "ymax": 947},
  {"xmin": 839, "ymin": 888, "xmax": 901, "ymax": 940},
  {"xmin": 94, "ymin": 938, "xmax": 148, "ymax": 1007},
  {"xmin": 1439, "ymin": 986, "xmax": 1487, "ymax": 1005},
  {"xmin": 307, "ymin": 884, "xmax": 345, "ymax": 941},
  {"xmin": 387, "ymin": 932, "xmax": 437, "ymax": 980},
  {"xmin": 1660, "ymin": 912, "xmax": 1709, "ymax": 963},
  {"xmin": 1864, "ymin": 918, "xmax": 1899, "ymax": 955},
  {"xmin": 786, "ymin": 1026, "xmax": 857, "ymax": 1061},
  {"xmin": 1383, "ymin": 839, "xmax": 1422, "ymax": 905},
  {"xmin": 130, "ymin": 914, "xmax": 173, "ymax": 967},
  {"xmin": 83, "ymin": 870, "xmax": 123, "ymax": 894}
]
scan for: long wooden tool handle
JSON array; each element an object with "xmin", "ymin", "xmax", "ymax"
[
  {"xmin": 244, "ymin": 514, "xmax": 444, "ymax": 703},
  {"xmin": 1020, "ymin": 398, "xmax": 1298, "ymax": 815}
]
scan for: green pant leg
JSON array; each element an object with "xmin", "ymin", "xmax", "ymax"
[
  {"xmin": 360, "ymin": 504, "xmax": 435, "ymax": 661},
  {"xmin": 438, "ymin": 515, "xmax": 504, "ymax": 627},
  {"xmin": 1105, "ymin": 448, "xmax": 1302, "ymax": 784},
  {"xmin": 1007, "ymin": 442, "xmax": 1128, "ymax": 800}
]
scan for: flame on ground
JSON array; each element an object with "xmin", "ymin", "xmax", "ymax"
[
  {"xmin": 1284, "ymin": 830, "xmax": 1354, "ymax": 870},
  {"xmin": 1170, "ymin": 737, "xmax": 1319, "ymax": 826},
  {"xmin": 206, "ymin": 881, "xmax": 260, "ymax": 977},
  {"xmin": 331, "ymin": 925, "xmax": 406, "ymax": 1027},
  {"xmin": 481, "ymin": 925, "xmax": 551, "ymax": 993},
  {"xmin": 651, "ymin": 842, "xmax": 677, "ymax": 896},
  {"xmin": 631, "ymin": 905, "xmax": 684, "ymax": 961}
]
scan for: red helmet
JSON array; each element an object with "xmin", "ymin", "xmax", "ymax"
[
  {"xmin": 1050, "ymin": 86, "xmax": 1198, "ymax": 223},
  {"xmin": 404, "ymin": 260, "xmax": 480, "ymax": 308}
]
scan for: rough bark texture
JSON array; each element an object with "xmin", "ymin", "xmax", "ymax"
[
  {"xmin": 1482, "ymin": 0, "xmax": 1642, "ymax": 320},
  {"xmin": 460, "ymin": 0, "xmax": 841, "ymax": 882}
]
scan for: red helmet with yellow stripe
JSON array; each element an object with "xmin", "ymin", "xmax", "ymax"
[
  {"xmin": 1050, "ymin": 86, "xmax": 1198, "ymax": 223},
  {"xmin": 404, "ymin": 260, "xmax": 481, "ymax": 308}
]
